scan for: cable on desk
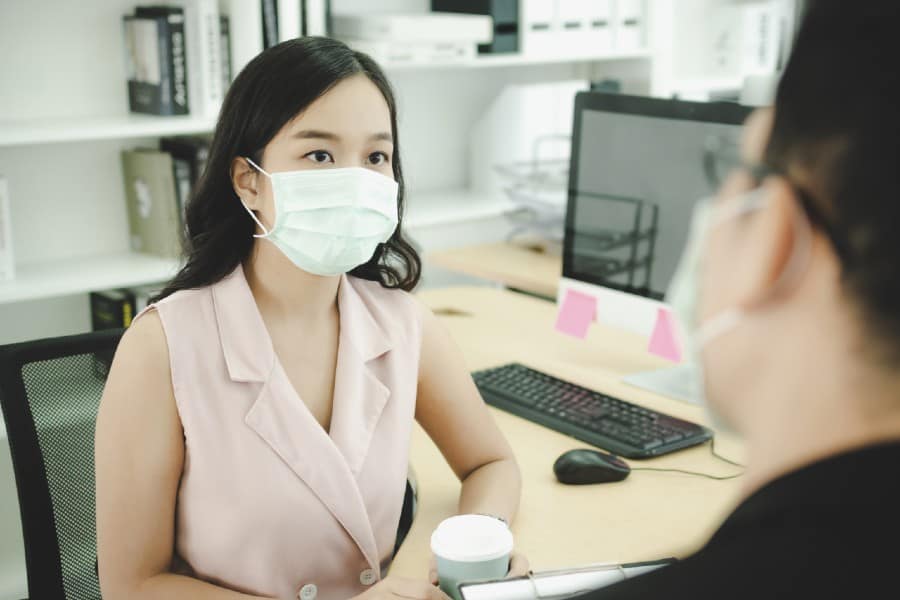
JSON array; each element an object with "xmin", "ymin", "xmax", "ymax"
[
  {"xmin": 710, "ymin": 436, "xmax": 745, "ymax": 468},
  {"xmin": 631, "ymin": 438, "xmax": 745, "ymax": 481}
]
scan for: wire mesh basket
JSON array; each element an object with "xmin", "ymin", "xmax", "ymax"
[{"xmin": 494, "ymin": 134, "xmax": 571, "ymax": 247}]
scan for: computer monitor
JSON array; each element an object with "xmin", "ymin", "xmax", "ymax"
[{"xmin": 562, "ymin": 92, "xmax": 752, "ymax": 401}]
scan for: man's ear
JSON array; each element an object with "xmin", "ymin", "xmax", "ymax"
[
  {"xmin": 741, "ymin": 108, "xmax": 775, "ymax": 163},
  {"xmin": 739, "ymin": 179, "xmax": 806, "ymax": 309},
  {"xmin": 231, "ymin": 157, "xmax": 262, "ymax": 209}
]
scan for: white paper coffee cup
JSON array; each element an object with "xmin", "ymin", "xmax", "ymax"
[{"xmin": 431, "ymin": 515, "xmax": 514, "ymax": 600}]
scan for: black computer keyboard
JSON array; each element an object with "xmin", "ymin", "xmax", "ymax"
[{"xmin": 473, "ymin": 363, "xmax": 712, "ymax": 459}]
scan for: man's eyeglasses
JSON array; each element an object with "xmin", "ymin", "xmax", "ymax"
[{"xmin": 702, "ymin": 135, "xmax": 851, "ymax": 265}]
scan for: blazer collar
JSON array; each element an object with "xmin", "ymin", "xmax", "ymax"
[
  {"xmin": 211, "ymin": 265, "xmax": 394, "ymax": 383},
  {"xmin": 336, "ymin": 272, "xmax": 393, "ymax": 364},
  {"xmin": 211, "ymin": 264, "xmax": 275, "ymax": 383}
]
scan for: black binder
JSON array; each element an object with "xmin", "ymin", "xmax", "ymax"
[{"xmin": 131, "ymin": 6, "xmax": 190, "ymax": 115}]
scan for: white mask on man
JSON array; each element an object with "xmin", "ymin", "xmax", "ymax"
[{"xmin": 666, "ymin": 189, "xmax": 812, "ymax": 425}]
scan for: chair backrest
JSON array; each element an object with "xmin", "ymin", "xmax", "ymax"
[
  {"xmin": 394, "ymin": 478, "xmax": 417, "ymax": 557},
  {"xmin": 0, "ymin": 329, "xmax": 124, "ymax": 600}
]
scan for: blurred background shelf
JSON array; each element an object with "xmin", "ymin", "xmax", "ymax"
[
  {"xmin": 406, "ymin": 189, "xmax": 516, "ymax": 229},
  {"xmin": 0, "ymin": 114, "xmax": 217, "ymax": 147},
  {"xmin": 385, "ymin": 49, "xmax": 651, "ymax": 71},
  {"xmin": 0, "ymin": 253, "xmax": 179, "ymax": 305}
]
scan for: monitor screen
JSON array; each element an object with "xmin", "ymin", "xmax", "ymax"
[{"xmin": 564, "ymin": 93, "xmax": 753, "ymax": 299}]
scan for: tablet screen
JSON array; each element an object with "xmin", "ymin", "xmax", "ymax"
[{"xmin": 458, "ymin": 560, "xmax": 674, "ymax": 600}]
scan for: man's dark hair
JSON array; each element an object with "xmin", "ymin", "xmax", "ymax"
[{"xmin": 765, "ymin": 0, "xmax": 900, "ymax": 361}]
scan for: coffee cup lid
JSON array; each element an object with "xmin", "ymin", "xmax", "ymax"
[{"xmin": 430, "ymin": 514, "xmax": 514, "ymax": 562}]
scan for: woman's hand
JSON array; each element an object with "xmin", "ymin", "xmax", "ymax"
[
  {"xmin": 507, "ymin": 552, "xmax": 531, "ymax": 578},
  {"xmin": 429, "ymin": 552, "xmax": 531, "ymax": 585},
  {"xmin": 356, "ymin": 577, "xmax": 451, "ymax": 600}
]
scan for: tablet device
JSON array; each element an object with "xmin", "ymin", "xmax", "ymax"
[{"xmin": 458, "ymin": 559, "xmax": 675, "ymax": 600}]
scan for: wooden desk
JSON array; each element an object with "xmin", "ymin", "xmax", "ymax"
[
  {"xmin": 391, "ymin": 287, "xmax": 744, "ymax": 579},
  {"xmin": 428, "ymin": 243, "xmax": 561, "ymax": 299}
]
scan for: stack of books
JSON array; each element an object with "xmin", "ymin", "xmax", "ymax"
[
  {"xmin": 121, "ymin": 136, "xmax": 211, "ymax": 259},
  {"xmin": 261, "ymin": 0, "xmax": 331, "ymax": 48},
  {"xmin": 122, "ymin": 1, "xmax": 338, "ymax": 117},
  {"xmin": 90, "ymin": 283, "xmax": 164, "ymax": 331},
  {"xmin": 123, "ymin": 2, "xmax": 232, "ymax": 117}
]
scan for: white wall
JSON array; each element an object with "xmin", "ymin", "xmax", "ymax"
[{"xmin": 0, "ymin": 428, "xmax": 25, "ymax": 600}]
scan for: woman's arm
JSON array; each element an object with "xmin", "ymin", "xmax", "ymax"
[
  {"xmin": 95, "ymin": 311, "xmax": 270, "ymax": 600},
  {"xmin": 414, "ymin": 304, "xmax": 522, "ymax": 524}
]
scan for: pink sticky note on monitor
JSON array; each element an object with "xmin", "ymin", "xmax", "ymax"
[
  {"xmin": 555, "ymin": 289, "xmax": 596, "ymax": 339},
  {"xmin": 648, "ymin": 308, "xmax": 683, "ymax": 362}
]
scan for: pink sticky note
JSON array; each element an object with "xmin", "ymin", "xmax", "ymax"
[
  {"xmin": 648, "ymin": 308, "xmax": 683, "ymax": 362},
  {"xmin": 555, "ymin": 289, "xmax": 597, "ymax": 339}
]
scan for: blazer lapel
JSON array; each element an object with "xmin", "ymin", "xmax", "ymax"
[
  {"xmin": 329, "ymin": 276, "xmax": 393, "ymax": 477},
  {"xmin": 211, "ymin": 265, "xmax": 381, "ymax": 571},
  {"xmin": 244, "ymin": 367, "xmax": 381, "ymax": 571}
]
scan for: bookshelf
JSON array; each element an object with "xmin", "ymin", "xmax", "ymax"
[
  {"xmin": 0, "ymin": 253, "xmax": 179, "ymax": 305},
  {"xmin": 0, "ymin": 189, "xmax": 511, "ymax": 307},
  {"xmin": 0, "ymin": 0, "xmax": 658, "ymax": 349},
  {"xmin": 0, "ymin": 115, "xmax": 218, "ymax": 148},
  {"xmin": 0, "ymin": 53, "xmax": 653, "ymax": 149},
  {"xmin": 383, "ymin": 49, "xmax": 651, "ymax": 71}
]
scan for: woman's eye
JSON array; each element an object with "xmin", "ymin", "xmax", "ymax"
[
  {"xmin": 368, "ymin": 152, "xmax": 389, "ymax": 166},
  {"xmin": 305, "ymin": 150, "xmax": 333, "ymax": 164}
]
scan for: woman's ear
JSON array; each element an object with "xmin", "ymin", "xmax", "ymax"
[{"xmin": 231, "ymin": 157, "xmax": 262, "ymax": 209}]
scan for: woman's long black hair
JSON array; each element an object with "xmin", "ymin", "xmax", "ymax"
[{"xmin": 153, "ymin": 37, "xmax": 421, "ymax": 302}]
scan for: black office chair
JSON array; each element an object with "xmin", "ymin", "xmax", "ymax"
[
  {"xmin": 0, "ymin": 329, "xmax": 123, "ymax": 600},
  {"xmin": 0, "ymin": 328, "xmax": 418, "ymax": 599},
  {"xmin": 394, "ymin": 475, "xmax": 418, "ymax": 557}
]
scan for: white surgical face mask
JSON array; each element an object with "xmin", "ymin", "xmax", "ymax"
[
  {"xmin": 241, "ymin": 158, "xmax": 399, "ymax": 276},
  {"xmin": 666, "ymin": 189, "xmax": 812, "ymax": 423}
]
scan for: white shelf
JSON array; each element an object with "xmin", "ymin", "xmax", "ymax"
[
  {"xmin": 0, "ymin": 193, "xmax": 506, "ymax": 306},
  {"xmin": 670, "ymin": 76, "xmax": 745, "ymax": 94},
  {"xmin": 0, "ymin": 50, "xmax": 650, "ymax": 148},
  {"xmin": 0, "ymin": 114, "xmax": 216, "ymax": 147},
  {"xmin": 385, "ymin": 49, "xmax": 651, "ymax": 72},
  {"xmin": 406, "ymin": 188, "xmax": 516, "ymax": 229},
  {"xmin": 0, "ymin": 253, "xmax": 180, "ymax": 305}
]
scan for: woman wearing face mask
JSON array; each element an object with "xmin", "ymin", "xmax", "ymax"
[
  {"xmin": 95, "ymin": 38, "xmax": 524, "ymax": 600},
  {"xmin": 574, "ymin": 1, "xmax": 900, "ymax": 598}
]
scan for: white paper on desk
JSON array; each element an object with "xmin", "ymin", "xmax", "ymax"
[{"xmin": 459, "ymin": 563, "xmax": 669, "ymax": 600}]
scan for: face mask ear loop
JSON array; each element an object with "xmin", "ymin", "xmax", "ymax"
[
  {"xmin": 695, "ymin": 308, "xmax": 744, "ymax": 349},
  {"xmin": 711, "ymin": 188, "xmax": 768, "ymax": 226},
  {"xmin": 243, "ymin": 156, "xmax": 271, "ymax": 177},
  {"xmin": 240, "ymin": 201, "xmax": 271, "ymax": 239},
  {"xmin": 241, "ymin": 156, "xmax": 272, "ymax": 239}
]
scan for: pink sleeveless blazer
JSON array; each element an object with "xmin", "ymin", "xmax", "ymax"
[{"xmin": 141, "ymin": 264, "xmax": 423, "ymax": 600}]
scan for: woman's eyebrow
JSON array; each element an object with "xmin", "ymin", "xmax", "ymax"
[
  {"xmin": 369, "ymin": 132, "xmax": 393, "ymax": 144},
  {"xmin": 290, "ymin": 130, "xmax": 393, "ymax": 144},
  {"xmin": 292, "ymin": 129, "xmax": 340, "ymax": 141}
]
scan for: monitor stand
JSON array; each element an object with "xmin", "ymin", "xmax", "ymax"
[{"xmin": 622, "ymin": 364, "xmax": 700, "ymax": 405}]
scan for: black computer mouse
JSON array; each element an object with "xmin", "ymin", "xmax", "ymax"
[{"xmin": 553, "ymin": 449, "xmax": 631, "ymax": 484}]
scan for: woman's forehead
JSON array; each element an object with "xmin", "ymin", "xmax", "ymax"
[{"xmin": 284, "ymin": 75, "xmax": 391, "ymax": 136}]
